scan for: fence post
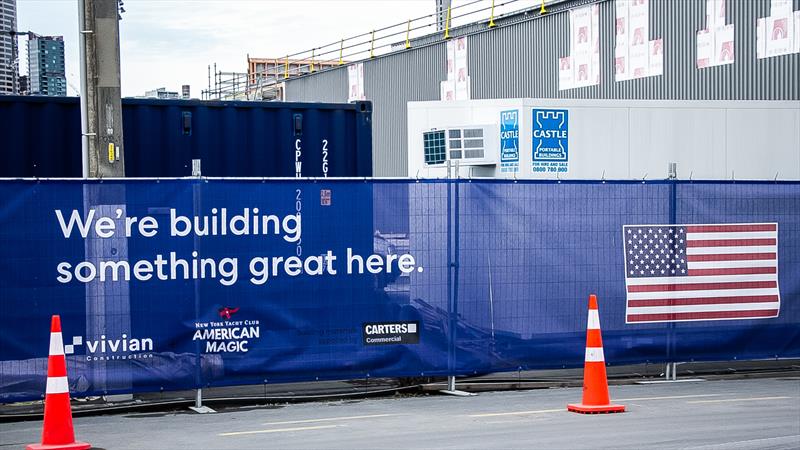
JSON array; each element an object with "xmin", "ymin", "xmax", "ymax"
[
  {"xmin": 667, "ymin": 180, "xmax": 677, "ymax": 379},
  {"xmin": 441, "ymin": 161, "xmax": 473, "ymax": 397},
  {"xmin": 189, "ymin": 170, "xmax": 215, "ymax": 414},
  {"xmin": 446, "ymin": 160, "xmax": 453, "ymax": 386}
]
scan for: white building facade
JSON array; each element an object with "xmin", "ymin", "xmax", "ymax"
[{"xmin": 408, "ymin": 99, "xmax": 800, "ymax": 180}]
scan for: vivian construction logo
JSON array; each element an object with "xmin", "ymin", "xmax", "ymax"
[
  {"xmin": 64, "ymin": 334, "xmax": 155, "ymax": 361},
  {"xmin": 362, "ymin": 321, "xmax": 420, "ymax": 346},
  {"xmin": 193, "ymin": 306, "xmax": 260, "ymax": 353}
]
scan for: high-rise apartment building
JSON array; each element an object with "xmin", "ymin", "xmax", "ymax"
[
  {"xmin": 27, "ymin": 34, "xmax": 66, "ymax": 96},
  {"xmin": 0, "ymin": 0, "xmax": 17, "ymax": 94}
]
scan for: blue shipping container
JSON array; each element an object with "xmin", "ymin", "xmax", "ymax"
[{"xmin": 0, "ymin": 96, "xmax": 372, "ymax": 178}]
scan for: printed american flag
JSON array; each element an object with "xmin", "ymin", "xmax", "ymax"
[{"xmin": 623, "ymin": 223, "xmax": 780, "ymax": 323}]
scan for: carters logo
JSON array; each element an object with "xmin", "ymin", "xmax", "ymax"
[
  {"xmin": 194, "ymin": 307, "xmax": 260, "ymax": 353},
  {"xmin": 362, "ymin": 321, "xmax": 420, "ymax": 346},
  {"xmin": 218, "ymin": 306, "xmax": 240, "ymax": 320},
  {"xmin": 64, "ymin": 334, "xmax": 155, "ymax": 361}
]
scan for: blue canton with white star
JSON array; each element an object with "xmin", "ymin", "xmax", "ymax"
[{"xmin": 624, "ymin": 226, "xmax": 688, "ymax": 278}]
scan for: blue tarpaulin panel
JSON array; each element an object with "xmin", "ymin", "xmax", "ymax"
[{"xmin": 0, "ymin": 179, "xmax": 798, "ymax": 402}]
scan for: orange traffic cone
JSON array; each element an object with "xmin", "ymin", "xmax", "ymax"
[
  {"xmin": 567, "ymin": 295, "xmax": 625, "ymax": 414},
  {"xmin": 27, "ymin": 316, "xmax": 91, "ymax": 450}
]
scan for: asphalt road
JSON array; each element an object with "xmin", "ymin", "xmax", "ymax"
[{"xmin": 2, "ymin": 377, "xmax": 799, "ymax": 449}]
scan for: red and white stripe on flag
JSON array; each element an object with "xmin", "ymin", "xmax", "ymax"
[{"xmin": 623, "ymin": 223, "xmax": 780, "ymax": 323}]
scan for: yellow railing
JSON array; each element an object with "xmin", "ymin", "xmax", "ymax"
[{"xmin": 206, "ymin": 0, "xmax": 559, "ymax": 99}]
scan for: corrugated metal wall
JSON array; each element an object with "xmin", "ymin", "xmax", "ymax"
[
  {"xmin": 284, "ymin": 67, "xmax": 349, "ymax": 104},
  {"xmin": 286, "ymin": 0, "xmax": 800, "ymax": 176}
]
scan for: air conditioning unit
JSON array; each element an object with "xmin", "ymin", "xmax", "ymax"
[{"xmin": 422, "ymin": 125, "xmax": 497, "ymax": 166}]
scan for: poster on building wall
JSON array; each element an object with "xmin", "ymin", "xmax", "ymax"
[
  {"xmin": 649, "ymin": 38, "xmax": 664, "ymax": 76},
  {"xmin": 446, "ymin": 40, "xmax": 455, "ymax": 79},
  {"xmin": 772, "ymin": 0, "xmax": 793, "ymax": 15},
  {"xmin": 558, "ymin": 57, "xmax": 574, "ymax": 90},
  {"xmin": 592, "ymin": 4, "xmax": 601, "ymax": 84},
  {"xmin": 696, "ymin": 0, "xmax": 735, "ymax": 68},
  {"xmin": 347, "ymin": 63, "xmax": 365, "ymax": 102},
  {"xmin": 706, "ymin": 0, "xmax": 726, "ymax": 29},
  {"xmin": 442, "ymin": 37, "xmax": 470, "ymax": 101},
  {"xmin": 757, "ymin": 0, "xmax": 800, "ymax": 59},
  {"xmin": 715, "ymin": 24, "xmax": 735, "ymax": 65},
  {"xmin": 795, "ymin": 11, "xmax": 800, "ymax": 53},
  {"xmin": 454, "ymin": 37, "xmax": 470, "ymax": 100},
  {"xmin": 440, "ymin": 80, "xmax": 455, "ymax": 102},
  {"xmin": 455, "ymin": 76, "xmax": 471, "ymax": 101},
  {"xmin": 767, "ymin": 15, "xmax": 794, "ymax": 56},
  {"xmin": 627, "ymin": 0, "xmax": 645, "ymax": 76},
  {"xmin": 559, "ymin": 5, "xmax": 600, "ymax": 91},
  {"xmin": 615, "ymin": 0, "xmax": 663, "ymax": 81},
  {"xmin": 454, "ymin": 37, "xmax": 468, "ymax": 80},
  {"xmin": 757, "ymin": 18, "xmax": 766, "ymax": 59},
  {"xmin": 696, "ymin": 29, "xmax": 713, "ymax": 68}
]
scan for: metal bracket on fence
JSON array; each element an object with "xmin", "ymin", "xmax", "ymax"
[
  {"xmin": 189, "ymin": 388, "xmax": 216, "ymax": 414},
  {"xmin": 439, "ymin": 376, "xmax": 476, "ymax": 397},
  {"xmin": 636, "ymin": 362, "xmax": 705, "ymax": 384},
  {"xmin": 192, "ymin": 159, "xmax": 201, "ymax": 178},
  {"xmin": 601, "ymin": 170, "xmax": 606, "ymax": 183}
]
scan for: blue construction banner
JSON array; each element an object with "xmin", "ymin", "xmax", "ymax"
[{"xmin": 1, "ymin": 179, "xmax": 798, "ymax": 402}]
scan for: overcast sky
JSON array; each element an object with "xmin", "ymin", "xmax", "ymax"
[{"xmin": 17, "ymin": 0, "xmax": 444, "ymax": 97}]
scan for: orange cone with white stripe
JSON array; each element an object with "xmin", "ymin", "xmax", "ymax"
[
  {"xmin": 27, "ymin": 316, "xmax": 91, "ymax": 450},
  {"xmin": 567, "ymin": 295, "xmax": 625, "ymax": 414}
]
